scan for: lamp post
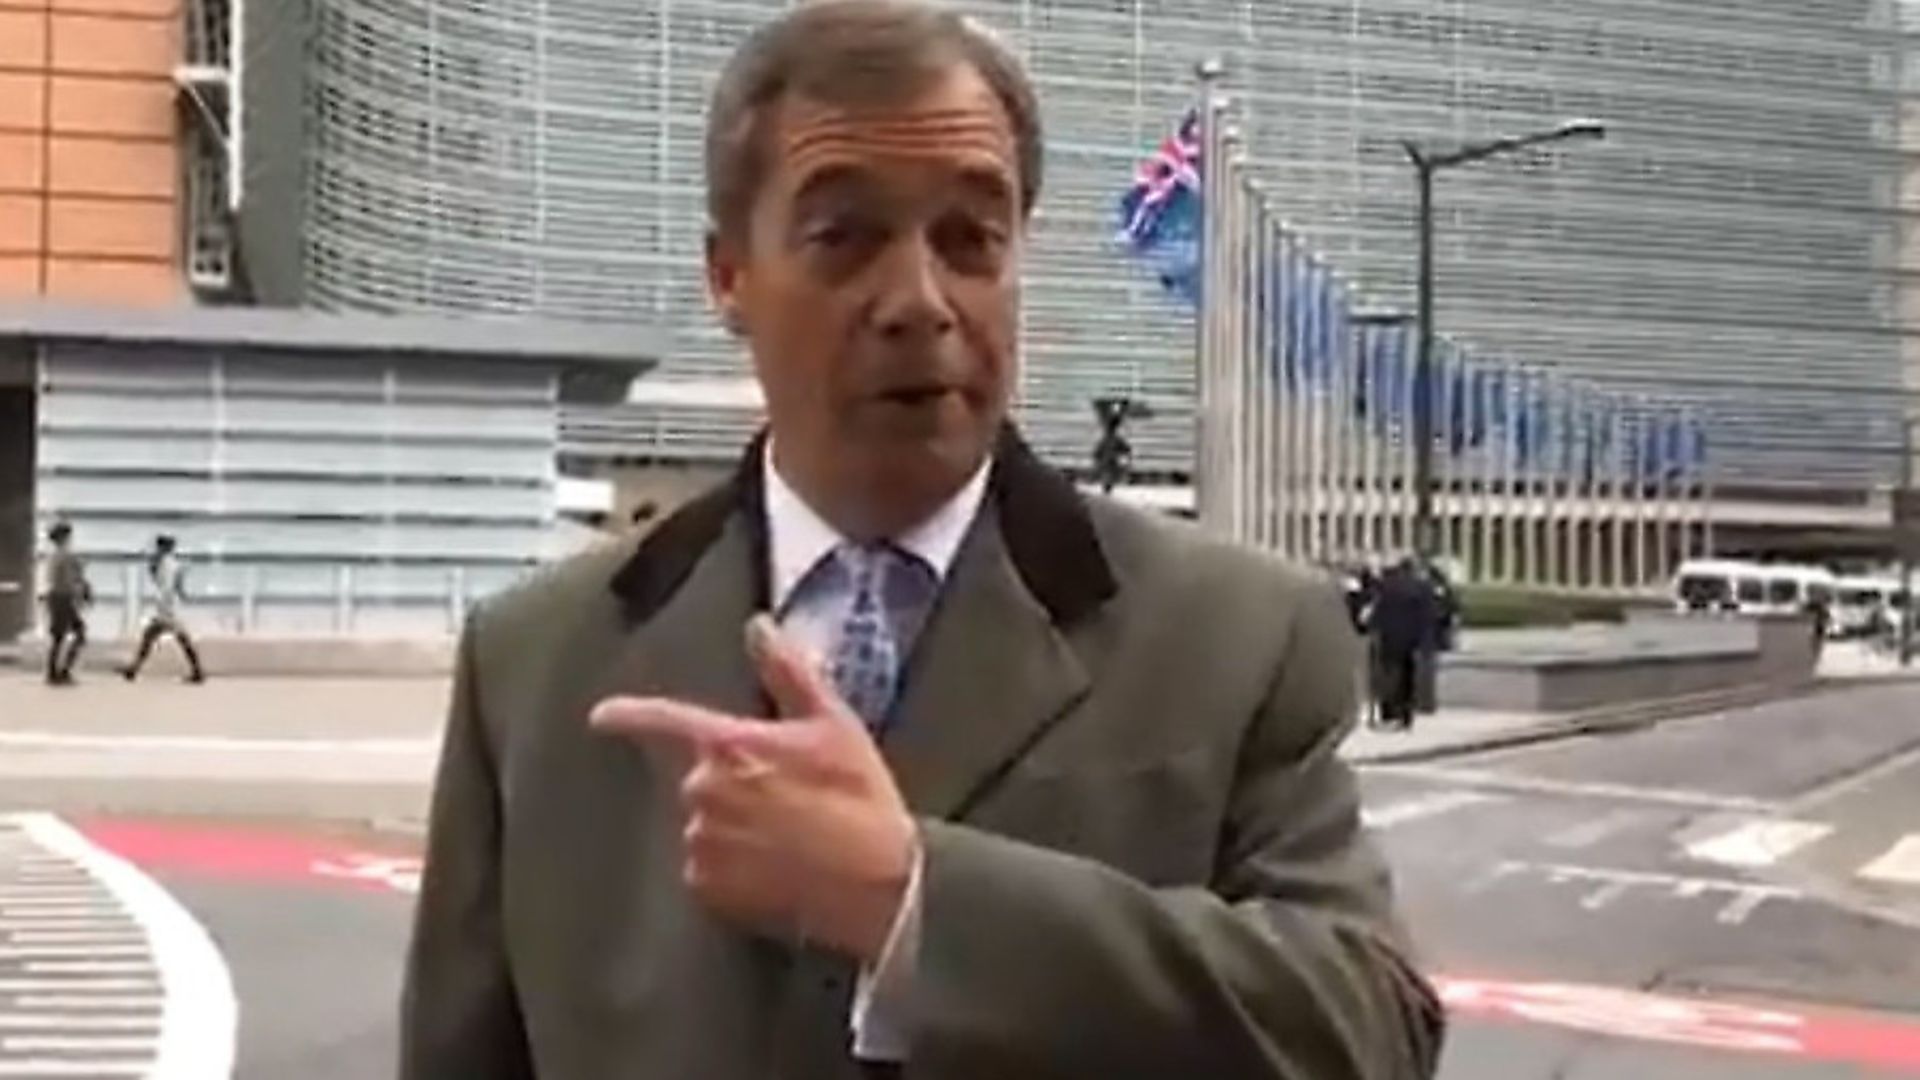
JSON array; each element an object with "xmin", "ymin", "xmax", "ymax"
[{"xmin": 1405, "ymin": 119, "xmax": 1607, "ymax": 558}]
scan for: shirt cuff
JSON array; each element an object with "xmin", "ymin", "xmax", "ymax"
[{"xmin": 850, "ymin": 835, "xmax": 925, "ymax": 1062}]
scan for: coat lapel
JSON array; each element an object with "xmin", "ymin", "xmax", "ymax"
[
  {"xmin": 882, "ymin": 511, "xmax": 1089, "ymax": 821},
  {"xmin": 883, "ymin": 428, "xmax": 1119, "ymax": 821},
  {"xmin": 601, "ymin": 435, "xmax": 772, "ymax": 718},
  {"xmin": 604, "ymin": 426, "xmax": 1121, "ymax": 822}
]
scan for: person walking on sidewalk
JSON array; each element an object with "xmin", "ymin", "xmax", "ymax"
[
  {"xmin": 1370, "ymin": 557, "xmax": 1437, "ymax": 731},
  {"xmin": 118, "ymin": 534, "xmax": 205, "ymax": 684},
  {"xmin": 40, "ymin": 521, "xmax": 91, "ymax": 686}
]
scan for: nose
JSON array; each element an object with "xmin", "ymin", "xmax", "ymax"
[{"xmin": 868, "ymin": 234, "xmax": 956, "ymax": 343}]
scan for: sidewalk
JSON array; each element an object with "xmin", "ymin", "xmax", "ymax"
[
  {"xmin": 1340, "ymin": 709, "xmax": 1568, "ymax": 765},
  {"xmin": 0, "ymin": 673, "xmax": 449, "ymax": 825},
  {"xmin": 1817, "ymin": 640, "xmax": 1920, "ymax": 683}
]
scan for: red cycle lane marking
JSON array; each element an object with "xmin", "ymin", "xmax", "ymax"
[
  {"xmin": 1439, "ymin": 976, "xmax": 1920, "ymax": 1073},
  {"xmin": 72, "ymin": 820, "xmax": 1920, "ymax": 1072},
  {"xmin": 77, "ymin": 818, "xmax": 421, "ymax": 896}
]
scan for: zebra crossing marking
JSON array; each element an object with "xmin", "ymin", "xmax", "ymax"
[
  {"xmin": 1684, "ymin": 819, "xmax": 1834, "ymax": 869},
  {"xmin": 1361, "ymin": 790, "xmax": 1506, "ymax": 830},
  {"xmin": 1858, "ymin": 835, "xmax": 1920, "ymax": 886},
  {"xmin": 0, "ymin": 813, "xmax": 236, "ymax": 1080}
]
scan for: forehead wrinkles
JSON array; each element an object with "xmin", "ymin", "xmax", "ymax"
[{"xmin": 780, "ymin": 107, "xmax": 1016, "ymax": 172}]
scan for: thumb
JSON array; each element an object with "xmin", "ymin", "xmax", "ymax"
[{"xmin": 746, "ymin": 614, "xmax": 856, "ymax": 723}]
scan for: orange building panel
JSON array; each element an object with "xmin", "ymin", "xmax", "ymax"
[
  {"xmin": 0, "ymin": 256, "xmax": 39, "ymax": 294},
  {"xmin": 0, "ymin": 11, "xmax": 49, "ymax": 71},
  {"xmin": 48, "ymin": 196, "xmax": 172, "ymax": 259},
  {"xmin": 53, "ymin": 0, "xmax": 182, "ymax": 18},
  {"xmin": 48, "ymin": 135, "xmax": 175, "ymax": 199},
  {"xmin": 0, "ymin": 133, "xmax": 46, "ymax": 193},
  {"xmin": 49, "ymin": 13, "xmax": 175, "ymax": 78},
  {"xmin": 0, "ymin": 73, "xmax": 47, "ymax": 133},
  {"xmin": 50, "ymin": 76, "xmax": 174, "ymax": 138},
  {"xmin": 0, "ymin": 194, "xmax": 43, "ymax": 254},
  {"xmin": 46, "ymin": 256, "xmax": 180, "ymax": 304}
]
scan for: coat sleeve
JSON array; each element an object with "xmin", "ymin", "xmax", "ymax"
[
  {"xmin": 398, "ymin": 612, "xmax": 536, "ymax": 1080},
  {"xmin": 909, "ymin": 577, "xmax": 1445, "ymax": 1079}
]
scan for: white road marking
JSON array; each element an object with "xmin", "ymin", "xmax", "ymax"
[
  {"xmin": 0, "ymin": 1063, "xmax": 147, "ymax": 1076},
  {"xmin": 1685, "ymin": 819, "xmax": 1835, "ymax": 869},
  {"xmin": 24, "ymin": 962, "xmax": 157, "ymax": 975},
  {"xmin": 1360, "ymin": 764, "xmax": 1779, "ymax": 812},
  {"xmin": 1496, "ymin": 861, "xmax": 1800, "ymax": 925},
  {"xmin": 10, "ymin": 814, "xmax": 236, "ymax": 1080},
  {"xmin": 1858, "ymin": 834, "xmax": 1920, "ymax": 885},
  {"xmin": 1785, "ymin": 741, "xmax": 1920, "ymax": 813},
  {"xmin": 0, "ymin": 1015, "xmax": 159, "ymax": 1030},
  {"xmin": 1579, "ymin": 879, "xmax": 1635, "ymax": 911},
  {"xmin": 0, "ymin": 937, "xmax": 147, "ymax": 953},
  {"xmin": 13, "ymin": 996, "xmax": 163, "ymax": 1010},
  {"xmin": 1544, "ymin": 809, "xmax": 1646, "ymax": 850},
  {"xmin": 0, "ymin": 980, "xmax": 158, "ymax": 992},
  {"xmin": 1460, "ymin": 861, "xmax": 1527, "ymax": 896},
  {"xmin": 1362, "ymin": 790, "xmax": 1506, "ymax": 830},
  {"xmin": 3, "ymin": 1035, "xmax": 157, "ymax": 1052},
  {"xmin": 4, "ymin": 926, "xmax": 145, "ymax": 937},
  {"xmin": 1716, "ymin": 890, "xmax": 1773, "ymax": 925}
]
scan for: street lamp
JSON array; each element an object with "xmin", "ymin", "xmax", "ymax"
[{"xmin": 1404, "ymin": 119, "xmax": 1608, "ymax": 557}]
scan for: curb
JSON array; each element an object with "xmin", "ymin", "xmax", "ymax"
[{"xmin": 1347, "ymin": 679, "xmax": 1820, "ymax": 766}]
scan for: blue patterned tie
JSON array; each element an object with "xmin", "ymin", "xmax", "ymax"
[{"xmin": 828, "ymin": 544, "xmax": 936, "ymax": 732}]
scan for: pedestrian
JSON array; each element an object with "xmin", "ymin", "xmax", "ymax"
[
  {"xmin": 117, "ymin": 534, "xmax": 205, "ymax": 684},
  {"xmin": 39, "ymin": 521, "xmax": 90, "ymax": 686},
  {"xmin": 398, "ymin": 3, "xmax": 1442, "ymax": 1076},
  {"xmin": 1346, "ymin": 565, "xmax": 1382, "ymax": 727},
  {"xmin": 1371, "ymin": 556, "xmax": 1438, "ymax": 732}
]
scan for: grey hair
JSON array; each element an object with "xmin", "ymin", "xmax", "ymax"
[{"xmin": 704, "ymin": 0, "xmax": 1044, "ymax": 242}]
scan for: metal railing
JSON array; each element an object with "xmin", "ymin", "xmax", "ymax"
[{"xmin": 37, "ymin": 564, "xmax": 495, "ymax": 639}]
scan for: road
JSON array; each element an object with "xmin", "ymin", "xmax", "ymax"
[
  {"xmin": 2, "ymin": 678, "xmax": 1918, "ymax": 1078},
  {"xmin": 1365, "ymin": 679, "xmax": 1920, "ymax": 1077}
]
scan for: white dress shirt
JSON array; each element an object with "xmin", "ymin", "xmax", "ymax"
[{"xmin": 762, "ymin": 445, "xmax": 992, "ymax": 1063}]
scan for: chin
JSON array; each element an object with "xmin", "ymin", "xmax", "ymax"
[{"xmin": 850, "ymin": 425, "xmax": 992, "ymax": 527}]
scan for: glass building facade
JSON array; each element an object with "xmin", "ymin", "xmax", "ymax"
[{"xmin": 300, "ymin": 0, "xmax": 1916, "ymax": 494}]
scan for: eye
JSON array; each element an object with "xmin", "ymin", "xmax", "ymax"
[
  {"xmin": 803, "ymin": 215, "xmax": 878, "ymax": 252},
  {"xmin": 934, "ymin": 215, "xmax": 1009, "ymax": 270}
]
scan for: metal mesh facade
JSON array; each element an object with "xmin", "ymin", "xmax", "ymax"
[
  {"xmin": 304, "ymin": 0, "xmax": 1914, "ymax": 492},
  {"xmin": 35, "ymin": 342, "xmax": 556, "ymax": 636}
]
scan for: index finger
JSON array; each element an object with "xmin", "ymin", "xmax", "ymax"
[{"xmin": 590, "ymin": 696, "xmax": 757, "ymax": 754}]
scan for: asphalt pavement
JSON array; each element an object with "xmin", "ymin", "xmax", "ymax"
[
  {"xmin": 1363, "ymin": 679, "xmax": 1920, "ymax": 1077},
  {"xmin": 1, "ymin": 673, "xmax": 1917, "ymax": 1078}
]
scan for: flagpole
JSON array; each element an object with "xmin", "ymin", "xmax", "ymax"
[
  {"xmin": 1328, "ymin": 276, "xmax": 1351, "ymax": 562},
  {"xmin": 1545, "ymin": 380, "xmax": 1567, "ymax": 590},
  {"xmin": 1236, "ymin": 171, "xmax": 1251, "ymax": 541},
  {"xmin": 1244, "ymin": 186, "xmax": 1259, "ymax": 549},
  {"xmin": 1195, "ymin": 70, "xmax": 1228, "ymax": 535},
  {"xmin": 1363, "ymin": 326, "xmax": 1382, "ymax": 561},
  {"xmin": 1632, "ymin": 399, "xmax": 1651, "ymax": 592},
  {"xmin": 1499, "ymin": 369, "xmax": 1518, "ymax": 584}
]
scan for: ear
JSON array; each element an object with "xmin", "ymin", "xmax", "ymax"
[{"xmin": 705, "ymin": 228, "xmax": 749, "ymax": 338}]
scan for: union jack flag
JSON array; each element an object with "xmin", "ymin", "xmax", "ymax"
[{"xmin": 1116, "ymin": 108, "xmax": 1202, "ymax": 249}]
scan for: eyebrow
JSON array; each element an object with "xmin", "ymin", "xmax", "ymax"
[
  {"xmin": 789, "ymin": 164, "xmax": 873, "ymax": 211},
  {"xmin": 955, "ymin": 166, "xmax": 1016, "ymax": 213}
]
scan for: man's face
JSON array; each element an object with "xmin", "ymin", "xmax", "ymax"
[{"xmin": 708, "ymin": 63, "xmax": 1023, "ymax": 537}]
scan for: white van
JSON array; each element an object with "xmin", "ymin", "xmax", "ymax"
[
  {"xmin": 1672, "ymin": 560, "xmax": 1839, "ymax": 628},
  {"xmin": 1834, "ymin": 576, "xmax": 1900, "ymax": 638}
]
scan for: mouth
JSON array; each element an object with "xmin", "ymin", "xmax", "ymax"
[{"xmin": 874, "ymin": 385, "xmax": 959, "ymax": 408}]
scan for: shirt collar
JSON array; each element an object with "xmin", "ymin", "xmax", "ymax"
[{"xmin": 763, "ymin": 441, "xmax": 992, "ymax": 613}]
